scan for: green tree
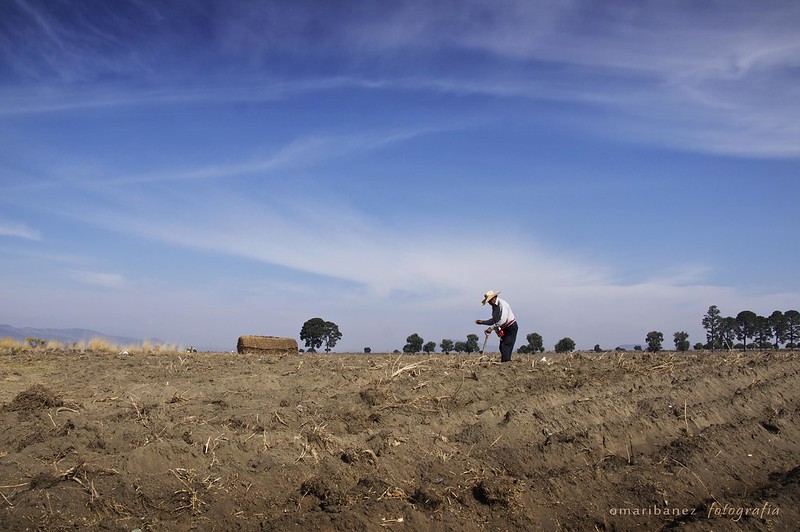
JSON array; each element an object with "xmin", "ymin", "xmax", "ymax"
[
  {"xmin": 454, "ymin": 341, "xmax": 467, "ymax": 353},
  {"xmin": 646, "ymin": 331, "xmax": 664, "ymax": 352},
  {"xmin": 403, "ymin": 333, "xmax": 423, "ymax": 353},
  {"xmin": 735, "ymin": 311, "xmax": 758, "ymax": 351},
  {"xmin": 754, "ymin": 315, "xmax": 772, "ymax": 349},
  {"xmin": 364, "ymin": 347, "xmax": 371, "ymax": 354},
  {"xmin": 423, "ymin": 341, "xmax": 436, "ymax": 354},
  {"xmin": 321, "ymin": 321, "xmax": 342, "ymax": 353},
  {"xmin": 526, "ymin": 332, "xmax": 545, "ymax": 353},
  {"xmin": 554, "ymin": 337, "xmax": 575, "ymax": 353},
  {"xmin": 465, "ymin": 334, "xmax": 479, "ymax": 353},
  {"xmin": 785, "ymin": 310, "xmax": 800, "ymax": 348},
  {"xmin": 720, "ymin": 316, "xmax": 737, "ymax": 350},
  {"xmin": 693, "ymin": 342, "xmax": 705, "ymax": 350},
  {"xmin": 769, "ymin": 310, "xmax": 787, "ymax": 349},
  {"xmin": 673, "ymin": 331, "xmax": 690, "ymax": 352},
  {"xmin": 702, "ymin": 305, "xmax": 722, "ymax": 349},
  {"xmin": 440, "ymin": 339, "xmax": 454, "ymax": 354},
  {"xmin": 300, "ymin": 318, "xmax": 327, "ymax": 351},
  {"xmin": 593, "ymin": 344, "xmax": 602, "ymax": 352}
]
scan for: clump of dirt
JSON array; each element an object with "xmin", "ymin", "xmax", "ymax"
[
  {"xmin": 301, "ymin": 475, "xmax": 350, "ymax": 512},
  {"xmin": 28, "ymin": 470, "xmax": 63, "ymax": 490},
  {"xmin": 473, "ymin": 476, "xmax": 520, "ymax": 507},
  {"xmin": 410, "ymin": 485, "xmax": 443, "ymax": 510},
  {"xmin": 359, "ymin": 386, "xmax": 390, "ymax": 406},
  {"xmin": 3, "ymin": 384, "xmax": 63, "ymax": 411}
]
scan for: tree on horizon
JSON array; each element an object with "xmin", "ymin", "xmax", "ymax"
[
  {"xmin": 440, "ymin": 339, "xmax": 454, "ymax": 354},
  {"xmin": 702, "ymin": 305, "xmax": 722, "ymax": 349},
  {"xmin": 735, "ymin": 311, "xmax": 758, "ymax": 351},
  {"xmin": 403, "ymin": 333, "xmax": 423, "ymax": 353},
  {"xmin": 646, "ymin": 331, "xmax": 664, "ymax": 353},
  {"xmin": 673, "ymin": 331, "xmax": 690, "ymax": 352},
  {"xmin": 554, "ymin": 337, "xmax": 575, "ymax": 353},
  {"xmin": 465, "ymin": 334, "xmax": 479, "ymax": 353}
]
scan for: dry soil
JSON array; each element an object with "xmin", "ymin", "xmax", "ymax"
[{"xmin": 1, "ymin": 349, "xmax": 798, "ymax": 531}]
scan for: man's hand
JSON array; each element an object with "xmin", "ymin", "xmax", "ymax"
[
  {"xmin": 475, "ymin": 319, "xmax": 483, "ymax": 325},
  {"xmin": 485, "ymin": 327, "xmax": 493, "ymax": 335}
]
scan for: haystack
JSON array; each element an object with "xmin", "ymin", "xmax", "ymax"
[{"xmin": 237, "ymin": 335, "xmax": 298, "ymax": 355}]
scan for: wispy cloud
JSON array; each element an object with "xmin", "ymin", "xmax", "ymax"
[
  {"xmin": 0, "ymin": 246, "xmax": 87, "ymax": 265},
  {"xmin": 0, "ymin": 77, "xmax": 385, "ymax": 115},
  {"xmin": 49, "ymin": 126, "xmax": 447, "ymax": 190},
  {"xmin": 51, "ymin": 174, "xmax": 602, "ymax": 298},
  {"xmin": 0, "ymin": 220, "xmax": 42, "ymax": 241},
  {"xmin": 3, "ymin": 1, "xmax": 798, "ymax": 156},
  {"xmin": 69, "ymin": 270, "xmax": 129, "ymax": 290},
  {"xmin": 2, "ymin": 0, "xmax": 164, "ymax": 83}
]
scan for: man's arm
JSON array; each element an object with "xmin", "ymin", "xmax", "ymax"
[{"xmin": 482, "ymin": 305, "xmax": 503, "ymax": 328}]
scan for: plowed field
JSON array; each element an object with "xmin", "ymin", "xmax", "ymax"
[{"xmin": 1, "ymin": 349, "xmax": 798, "ymax": 530}]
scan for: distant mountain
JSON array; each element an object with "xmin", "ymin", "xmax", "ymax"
[
  {"xmin": 0, "ymin": 324, "xmax": 160, "ymax": 346},
  {"xmin": 616, "ymin": 343, "xmax": 644, "ymax": 350}
]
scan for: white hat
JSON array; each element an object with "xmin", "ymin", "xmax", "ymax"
[{"xmin": 481, "ymin": 290, "xmax": 500, "ymax": 305}]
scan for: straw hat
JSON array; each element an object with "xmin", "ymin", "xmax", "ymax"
[{"xmin": 481, "ymin": 290, "xmax": 501, "ymax": 305}]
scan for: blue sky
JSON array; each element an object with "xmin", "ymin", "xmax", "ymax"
[{"xmin": 1, "ymin": 0, "xmax": 798, "ymax": 351}]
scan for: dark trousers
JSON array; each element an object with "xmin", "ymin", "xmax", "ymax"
[{"xmin": 500, "ymin": 322, "xmax": 518, "ymax": 362}]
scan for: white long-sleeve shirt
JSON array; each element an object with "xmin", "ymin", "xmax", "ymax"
[{"xmin": 482, "ymin": 298, "xmax": 516, "ymax": 329}]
